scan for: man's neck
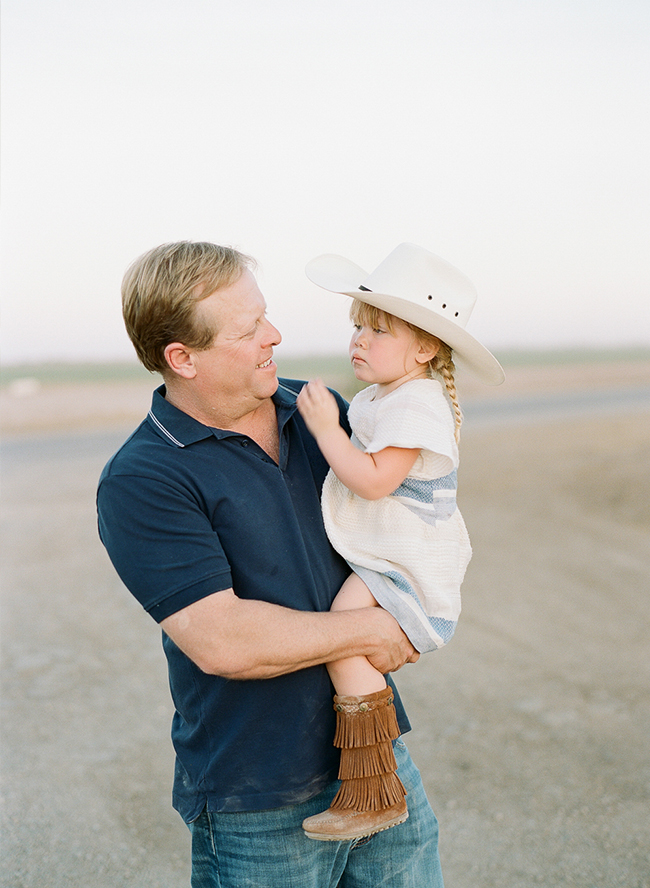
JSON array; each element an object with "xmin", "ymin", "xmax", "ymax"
[{"xmin": 164, "ymin": 380, "xmax": 280, "ymax": 461}]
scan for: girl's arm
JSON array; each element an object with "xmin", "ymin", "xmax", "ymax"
[{"xmin": 296, "ymin": 380, "xmax": 420, "ymax": 500}]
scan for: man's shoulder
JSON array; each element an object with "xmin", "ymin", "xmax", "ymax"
[{"xmin": 98, "ymin": 419, "xmax": 161, "ymax": 485}]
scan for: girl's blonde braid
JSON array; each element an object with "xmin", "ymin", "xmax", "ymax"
[{"xmin": 430, "ymin": 343, "xmax": 462, "ymax": 443}]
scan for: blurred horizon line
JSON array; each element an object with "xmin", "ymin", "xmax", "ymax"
[{"xmin": 2, "ymin": 345, "xmax": 649, "ymax": 387}]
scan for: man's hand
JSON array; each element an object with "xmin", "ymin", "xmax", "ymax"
[{"xmin": 364, "ymin": 606, "xmax": 420, "ymax": 674}]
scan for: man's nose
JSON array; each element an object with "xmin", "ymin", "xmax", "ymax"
[{"xmin": 264, "ymin": 319, "xmax": 282, "ymax": 345}]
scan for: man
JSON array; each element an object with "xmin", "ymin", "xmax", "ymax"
[{"xmin": 97, "ymin": 241, "xmax": 444, "ymax": 887}]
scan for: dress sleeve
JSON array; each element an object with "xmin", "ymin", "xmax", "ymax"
[{"xmin": 363, "ymin": 381, "xmax": 456, "ymax": 477}]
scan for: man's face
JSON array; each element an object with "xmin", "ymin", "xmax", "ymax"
[{"xmin": 192, "ymin": 269, "xmax": 282, "ymax": 412}]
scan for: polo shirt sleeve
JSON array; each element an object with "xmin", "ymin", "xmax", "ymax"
[{"xmin": 97, "ymin": 468, "xmax": 233, "ymax": 623}]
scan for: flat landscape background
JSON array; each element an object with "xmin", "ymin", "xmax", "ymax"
[{"xmin": 1, "ymin": 350, "xmax": 649, "ymax": 887}]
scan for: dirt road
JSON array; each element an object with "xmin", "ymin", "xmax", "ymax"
[{"xmin": 1, "ymin": 365, "xmax": 649, "ymax": 887}]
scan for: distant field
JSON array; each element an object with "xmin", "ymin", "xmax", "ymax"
[
  {"xmin": 1, "ymin": 346, "xmax": 648, "ymax": 438},
  {"xmin": 2, "ymin": 347, "xmax": 649, "ymax": 388}
]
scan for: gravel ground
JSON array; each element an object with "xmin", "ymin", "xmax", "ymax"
[{"xmin": 1, "ymin": 366, "xmax": 649, "ymax": 887}]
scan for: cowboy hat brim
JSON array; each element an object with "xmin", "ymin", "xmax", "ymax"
[{"xmin": 306, "ymin": 254, "xmax": 505, "ymax": 386}]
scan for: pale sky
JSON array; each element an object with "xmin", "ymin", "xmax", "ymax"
[{"xmin": 1, "ymin": 0, "xmax": 649, "ymax": 366}]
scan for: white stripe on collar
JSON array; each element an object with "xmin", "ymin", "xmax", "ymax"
[
  {"xmin": 148, "ymin": 409, "xmax": 186, "ymax": 448},
  {"xmin": 278, "ymin": 381, "xmax": 301, "ymax": 398},
  {"xmin": 149, "ymin": 384, "xmax": 301, "ymax": 446}
]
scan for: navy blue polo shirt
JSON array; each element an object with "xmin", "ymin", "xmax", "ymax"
[{"xmin": 97, "ymin": 378, "xmax": 409, "ymax": 821}]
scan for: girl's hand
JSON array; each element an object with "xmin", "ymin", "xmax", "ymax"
[
  {"xmin": 296, "ymin": 379, "xmax": 341, "ymax": 440},
  {"xmin": 298, "ymin": 380, "xmax": 421, "ymax": 500}
]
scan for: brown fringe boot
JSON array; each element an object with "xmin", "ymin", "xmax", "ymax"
[{"xmin": 302, "ymin": 687, "xmax": 408, "ymax": 841}]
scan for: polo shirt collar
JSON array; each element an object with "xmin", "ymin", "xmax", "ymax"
[{"xmin": 147, "ymin": 381, "xmax": 300, "ymax": 448}]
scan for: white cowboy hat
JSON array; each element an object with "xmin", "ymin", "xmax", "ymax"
[{"xmin": 306, "ymin": 242, "xmax": 505, "ymax": 385}]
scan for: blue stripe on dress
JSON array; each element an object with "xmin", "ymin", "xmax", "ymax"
[
  {"xmin": 391, "ymin": 469, "xmax": 458, "ymax": 499},
  {"xmin": 350, "ymin": 564, "xmax": 457, "ymax": 654},
  {"xmin": 390, "ymin": 470, "xmax": 458, "ymax": 524}
]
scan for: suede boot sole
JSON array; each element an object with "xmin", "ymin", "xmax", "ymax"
[{"xmin": 302, "ymin": 801, "xmax": 409, "ymax": 842}]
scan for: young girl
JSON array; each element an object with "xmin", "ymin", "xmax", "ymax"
[{"xmin": 296, "ymin": 243, "xmax": 504, "ymax": 842}]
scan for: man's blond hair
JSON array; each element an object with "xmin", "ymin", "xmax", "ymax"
[{"xmin": 122, "ymin": 241, "xmax": 255, "ymax": 374}]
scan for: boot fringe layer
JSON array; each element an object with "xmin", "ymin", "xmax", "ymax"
[
  {"xmin": 333, "ymin": 690, "xmax": 400, "ymax": 749},
  {"xmin": 330, "ymin": 772, "xmax": 406, "ymax": 812},
  {"xmin": 337, "ymin": 740, "xmax": 397, "ymax": 780}
]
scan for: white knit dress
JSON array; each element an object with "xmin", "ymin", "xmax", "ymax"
[{"xmin": 321, "ymin": 377, "xmax": 472, "ymax": 653}]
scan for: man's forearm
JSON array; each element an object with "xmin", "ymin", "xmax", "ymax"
[{"xmin": 161, "ymin": 589, "xmax": 417, "ymax": 680}]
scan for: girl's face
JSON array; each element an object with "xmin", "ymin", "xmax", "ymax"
[{"xmin": 348, "ymin": 311, "xmax": 438, "ymax": 395}]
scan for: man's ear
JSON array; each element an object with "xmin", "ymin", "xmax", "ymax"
[{"xmin": 164, "ymin": 343, "xmax": 198, "ymax": 379}]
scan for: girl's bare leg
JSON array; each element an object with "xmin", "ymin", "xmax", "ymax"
[{"xmin": 327, "ymin": 573, "xmax": 388, "ymax": 696}]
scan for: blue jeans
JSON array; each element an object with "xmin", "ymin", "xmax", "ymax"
[{"xmin": 188, "ymin": 739, "xmax": 444, "ymax": 887}]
